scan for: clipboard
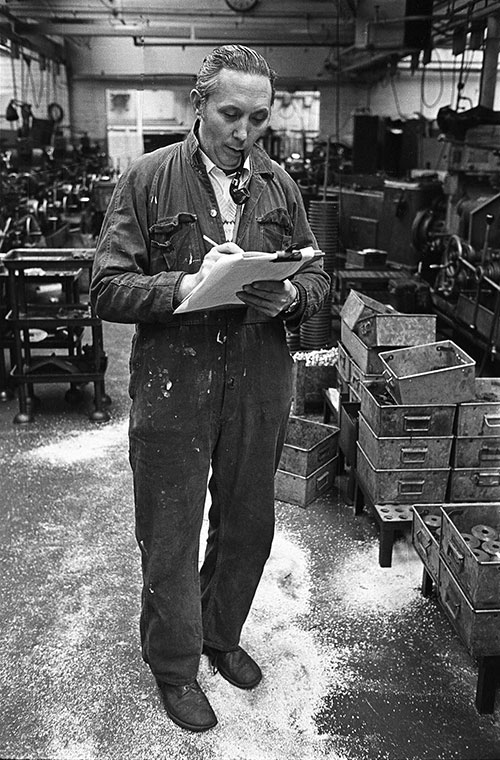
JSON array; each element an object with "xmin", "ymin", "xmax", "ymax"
[{"xmin": 173, "ymin": 246, "xmax": 323, "ymax": 314}]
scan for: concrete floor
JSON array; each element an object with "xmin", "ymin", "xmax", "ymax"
[{"xmin": 1, "ymin": 319, "xmax": 500, "ymax": 760}]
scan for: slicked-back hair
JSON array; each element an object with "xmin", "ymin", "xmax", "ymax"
[{"xmin": 194, "ymin": 45, "xmax": 277, "ymax": 111}]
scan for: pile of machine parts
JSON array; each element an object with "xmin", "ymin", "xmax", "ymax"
[{"xmin": 1, "ymin": 103, "xmax": 115, "ymax": 252}]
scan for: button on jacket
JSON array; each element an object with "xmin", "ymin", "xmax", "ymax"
[{"xmin": 90, "ymin": 125, "xmax": 331, "ymax": 685}]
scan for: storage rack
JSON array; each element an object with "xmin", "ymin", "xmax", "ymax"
[{"xmin": 3, "ymin": 248, "xmax": 110, "ymax": 423}]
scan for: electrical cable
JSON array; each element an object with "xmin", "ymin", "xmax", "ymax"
[
  {"xmin": 420, "ymin": 47, "xmax": 445, "ymax": 109},
  {"xmin": 390, "ymin": 73, "xmax": 406, "ymax": 119}
]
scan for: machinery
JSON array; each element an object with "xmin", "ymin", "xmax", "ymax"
[{"xmin": 413, "ymin": 108, "xmax": 500, "ymax": 372}]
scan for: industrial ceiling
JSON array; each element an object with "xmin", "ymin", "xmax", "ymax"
[{"xmin": 1, "ymin": 0, "xmax": 500, "ymax": 77}]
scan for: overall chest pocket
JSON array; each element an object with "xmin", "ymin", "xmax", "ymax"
[
  {"xmin": 256, "ymin": 207, "xmax": 293, "ymax": 252},
  {"xmin": 149, "ymin": 212, "xmax": 200, "ymax": 274}
]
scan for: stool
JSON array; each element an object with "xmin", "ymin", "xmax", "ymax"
[{"xmin": 354, "ymin": 473, "xmax": 413, "ymax": 567}]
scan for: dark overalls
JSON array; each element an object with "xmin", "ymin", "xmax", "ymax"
[{"xmin": 91, "ymin": 127, "xmax": 330, "ymax": 685}]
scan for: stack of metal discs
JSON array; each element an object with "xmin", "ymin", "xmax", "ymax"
[
  {"xmin": 299, "ymin": 298, "xmax": 333, "ymax": 349},
  {"xmin": 300, "ymin": 199, "xmax": 338, "ymax": 350},
  {"xmin": 463, "ymin": 524, "xmax": 500, "ymax": 562},
  {"xmin": 285, "ymin": 328, "xmax": 301, "ymax": 352},
  {"xmin": 307, "ymin": 199, "xmax": 339, "ymax": 274}
]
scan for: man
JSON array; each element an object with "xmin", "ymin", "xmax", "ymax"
[{"xmin": 91, "ymin": 45, "xmax": 330, "ymax": 732}]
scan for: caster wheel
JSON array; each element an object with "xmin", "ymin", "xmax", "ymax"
[
  {"xmin": 14, "ymin": 411, "xmax": 33, "ymax": 424},
  {"xmin": 88, "ymin": 408, "xmax": 110, "ymax": 422},
  {"xmin": 65, "ymin": 387, "xmax": 84, "ymax": 405}
]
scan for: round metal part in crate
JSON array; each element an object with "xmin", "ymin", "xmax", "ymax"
[
  {"xmin": 461, "ymin": 532, "xmax": 481, "ymax": 550},
  {"xmin": 471, "ymin": 548, "xmax": 492, "ymax": 562},
  {"xmin": 423, "ymin": 514, "xmax": 442, "ymax": 530},
  {"xmin": 481, "ymin": 539, "xmax": 500, "ymax": 560},
  {"xmin": 471, "ymin": 524, "xmax": 499, "ymax": 541},
  {"xmin": 376, "ymin": 504, "xmax": 414, "ymax": 522}
]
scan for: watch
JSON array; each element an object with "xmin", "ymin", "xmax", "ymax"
[{"xmin": 225, "ymin": 0, "xmax": 258, "ymax": 11}]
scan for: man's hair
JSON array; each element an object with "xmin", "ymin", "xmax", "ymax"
[{"xmin": 195, "ymin": 45, "xmax": 277, "ymax": 109}]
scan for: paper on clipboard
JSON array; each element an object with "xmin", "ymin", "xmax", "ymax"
[{"xmin": 173, "ymin": 246, "xmax": 322, "ymax": 314}]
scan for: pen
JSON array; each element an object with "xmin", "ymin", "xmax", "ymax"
[{"xmin": 203, "ymin": 234, "xmax": 219, "ymax": 248}]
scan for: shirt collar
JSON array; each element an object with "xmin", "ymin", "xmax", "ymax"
[{"xmin": 198, "ymin": 147, "xmax": 250, "ymax": 180}]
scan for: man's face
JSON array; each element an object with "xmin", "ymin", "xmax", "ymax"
[{"xmin": 191, "ymin": 68, "xmax": 272, "ymax": 172}]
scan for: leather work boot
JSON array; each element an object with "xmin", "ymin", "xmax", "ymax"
[
  {"xmin": 156, "ymin": 679, "xmax": 217, "ymax": 732},
  {"xmin": 203, "ymin": 645, "xmax": 262, "ymax": 689}
]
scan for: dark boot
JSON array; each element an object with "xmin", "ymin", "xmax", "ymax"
[
  {"xmin": 203, "ymin": 645, "xmax": 262, "ymax": 689},
  {"xmin": 156, "ymin": 679, "xmax": 217, "ymax": 732}
]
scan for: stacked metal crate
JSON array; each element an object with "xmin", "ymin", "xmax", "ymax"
[
  {"xmin": 450, "ymin": 378, "xmax": 500, "ymax": 502},
  {"xmin": 413, "ymin": 501, "xmax": 500, "ymax": 713},
  {"xmin": 359, "ymin": 338, "xmax": 476, "ymax": 505},
  {"xmin": 338, "ymin": 291, "xmax": 439, "ymax": 506},
  {"xmin": 275, "ymin": 415, "xmax": 340, "ymax": 508}
]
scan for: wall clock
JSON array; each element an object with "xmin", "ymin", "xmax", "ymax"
[{"xmin": 225, "ymin": 0, "xmax": 258, "ymax": 11}]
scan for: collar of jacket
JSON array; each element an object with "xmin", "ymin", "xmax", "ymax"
[{"xmin": 183, "ymin": 121, "xmax": 275, "ymax": 181}]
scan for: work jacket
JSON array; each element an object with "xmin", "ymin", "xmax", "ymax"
[
  {"xmin": 91, "ymin": 127, "xmax": 331, "ymax": 426},
  {"xmin": 90, "ymin": 125, "xmax": 330, "ymax": 330}
]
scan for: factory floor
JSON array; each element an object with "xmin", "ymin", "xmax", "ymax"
[{"xmin": 1, "ymin": 319, "xmax": 500, "ymax": 760}]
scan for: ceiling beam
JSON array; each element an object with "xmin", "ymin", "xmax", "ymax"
[{"xmin": 0, "ymin": 17, "xmax": 355, "ymax": 47}]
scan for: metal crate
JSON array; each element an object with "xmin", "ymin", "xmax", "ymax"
[
  {"xmin": 340, "ymin": 289, "xmax": 392, "ymax": 330},
  {"xmin": 455, "ymin": 378, "xmax": 500, "ymax": 437},
  {"xmin": 358, "ymin": 414, "xmax": 453, "ymax": 470},
  {"xmin": 275, "ymin": 457, "xmax": 337, "ymax": 507},
  {"xmin": 279, "ymin": 416, "xmax": 339, "ymax": 478},
  {"xmin": 341, "ymin": 321, "xmax": 391, "ymax": 375},
  {"xmin": 412, "ymin": 504, "xmax": 443, "ymax": 583},
  {"xmin": 438, "ymin": 560, "xmax": 500, "ymax": 656},
  {"xmin": 379, "ymin": 340, "xmax": 476, "ymax": 405},
  {"xmin": 356, "ymin": 313, "xmax": 436, "ymax": 348},
  {"xmin": 356, "ymin": 443, "xmax": 450, "ymax": 504},
  {"xmin": 440, "ymin": 503, "xmax": 500, "ymax": 609},
  {"xmin": 359, "ymin": 381, "xmax": 456, "ymax": 438},
  {"xmin": 452, "ymin": 437, "xmax": 500, "ymax": 469},
  {"xmin": 449, "ymin": 468, "xmax": 500, "ymax": 502}
]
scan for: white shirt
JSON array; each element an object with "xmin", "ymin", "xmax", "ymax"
[{"xmin": 199, "ymin": 150, "xmax": 250, "ymax": 242}]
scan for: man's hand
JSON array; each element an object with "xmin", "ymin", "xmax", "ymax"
[
  {"xmin": 236, "ymin": 279, "xmax": 298, "ymax": 317},
  {"xmin": 177, "ymin": 242, "xmax": 243, "ymax": 302}
]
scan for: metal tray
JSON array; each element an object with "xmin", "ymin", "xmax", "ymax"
[
  {"xmin": 356, "ymin": 443, "xmax": 450, "ymax": 504},
  {"xmin": 379, "ymin": 340, "xmax": 476, "ymax": 405},
  {"xmin": 455, "ymin": 378, "xmax": 500, "ymax": 437},
  {"xmin": 440, "ymin": 503, "xmax": 500, "ymax": 609},
  {"xmin": 438, "ymin": 559, "xmax": 500, "ymax": 656},
  {"xmin": 358, "ymin": 381, "xmax": 456, "ymax": 438},
  {"xmin": 355, "ymin": 313, "xmax": 436, "ymax": 348},
  {"xmin": 358, "ymin": 414, "xmax": 453, "ymax": 470}
]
